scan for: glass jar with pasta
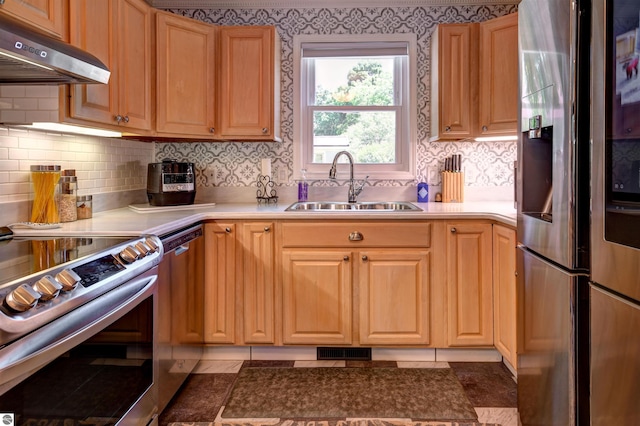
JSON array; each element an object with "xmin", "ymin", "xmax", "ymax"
[{"xmin": 30, "ymin": 165, "xmax": 61, "ymax": 224}]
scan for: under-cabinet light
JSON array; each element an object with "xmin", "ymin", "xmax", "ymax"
[
  {"xmin": 17, "ymin": 122, "xmax": 122, "ymax": 138},
  {"xmin": 474, "ymin": 135, "xmax": 518, "ymax": 142}
]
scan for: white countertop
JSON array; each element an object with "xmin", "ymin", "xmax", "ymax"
[{"xmin": 9, "ymin": 201, "xmax": 517, "ymax": 238}]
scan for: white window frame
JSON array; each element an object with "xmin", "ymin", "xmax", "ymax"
[{"xmin": 293, "ymin": 33, "xmax": 417, "ymax": 181}]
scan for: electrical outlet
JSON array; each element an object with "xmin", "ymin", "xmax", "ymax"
[{"xmin": 278, "ymin": 168, "xmax": 287, "ymax": 183}]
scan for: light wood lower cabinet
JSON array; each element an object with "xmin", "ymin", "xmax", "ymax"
[
  {"xmin": 493, "ymin": 224, "xmax": 517, "ymax": 367},
  {"xmin": 446, "ymin": 221, "xmax": 494, "ymax": 346},
  {"xmin": 281, "ymin": 221, "xmax": 438, "ymax": 346},
  {"xmin": 203, "ymin": 221, "xmax": 276, "ymax": 345},
  {"xmin": 358, "ymin": 250, "xmax": 431, "ymax": 345},
  {"xmin": 241, "ymin": 222, "xmax": 275, "ymax": 344},
  {"xmin": 282, "ymin": 250, "xmax": 353, "ymax": 345},
  {"xmin": 204, "ymin": 222, "xmax": 237, "ymax": 344}
]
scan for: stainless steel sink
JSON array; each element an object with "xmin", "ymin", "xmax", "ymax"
[{"xmin": 285, "ymin": 201, "xmax": 422, "ymax": 212}]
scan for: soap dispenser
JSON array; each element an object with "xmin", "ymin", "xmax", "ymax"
[{"xmin": 298, "ymin": 169, "xmax": 309, "ymax": 202}]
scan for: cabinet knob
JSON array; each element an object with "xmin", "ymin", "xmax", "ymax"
[
  {"xmin": 482, "ymin": 125, "xmax": 488, "ymax": 132},
  {"xmin": 262, "ymin": 127, "xmax": 269, "ymax": 134},
  {"xmin": 123, "ymin": 115, "xmax": 129, "ymax": 123},
  {"xmin": 450, "ymin": 227, "xmax": 457, "ymax": 233},
  {"xmin": 115, "ymin": 114, "xmax": 123, "ymax": 123},
  {"xmin": 343, "ymin": 256, "xmax": 349, "ymax": 261},
  {"xmin": 225, "ymin": 227, "xmax": 232, "ymax": 233},
  {"xmin": 349, "ymin": 231, "xmax": 364, "ymax": 241},
  {"xmin": 209, "ymin": 127, "xmax": 216, "ymax": 134},
  {"xmin": 264, "ymin": 226, "xmax": 270, "ymax": 232},
  {"xmin": 362, "ymin": 255, "xmax": 368, "ymax": 261},
  {"xmin": 445, "ymin": 126, "xmax": 451, "ymax": 132},
  {"xmin": 627, "ymin": 128, "xmax": 633, "ymax": 133}
]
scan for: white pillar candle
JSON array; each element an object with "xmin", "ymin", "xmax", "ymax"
[{"xmin": 261, "ymin": 158, "xmax": 272, "ymax": 177}]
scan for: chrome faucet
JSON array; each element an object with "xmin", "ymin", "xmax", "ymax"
[{"xmin": 329, "ymin": 151, "xmax": 368, "ymax": 203}]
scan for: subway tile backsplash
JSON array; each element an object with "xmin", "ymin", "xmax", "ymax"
[{"xmin": 0, "ymin": 126, "xmax": 154, "ymax": 204}]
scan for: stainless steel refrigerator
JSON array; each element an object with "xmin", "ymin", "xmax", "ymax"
[
  {"xmin": 516, "ymin": 0, "xmax": 591, "ymax": 425},
  {"xmin": 590, "ymin": 0, "xmax": 640, "ymax": 424}
]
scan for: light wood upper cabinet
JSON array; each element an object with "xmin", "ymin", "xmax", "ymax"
[
  {"xmin": 478, "ymin": 13, "xmax": 519, "ymax": 137},
  {"xmin": 0, "ymin": 0, "xmax": 66, "ymax": 39},
  {"xmin": 430, "ymin": 23, "xmax": 478, "ymax": 141},
  {"xmin": 446, "ymin": 221, "xmax": 494, "ymax": 346},
  {"xmin": 241, "ymin": 222, "xmax": 275, "ymax": 344},
  {"xmin": 66, "ymin": 0, "xmax": 152, "ymax": 133},
  {"xmin": 203, "ymin": 222, "xmax": 237, "ymax": 344},
  {"xmin": 431, "ymin": 13, "xmax": 518, "ymax": 141},
  {"xmin": 217, "ymin": 26, "xmax": 281, "ymax": 141},
  {"xmin": 358, "ymin": 250, "xmax": 431, "ymax": 345},
  {"xmin": 493, "ymin": 224, "xmax": 517, "ymax": 368},
  {"xmin": 155, "ymin": 10, "xmax": 216, "ymax": 137}
]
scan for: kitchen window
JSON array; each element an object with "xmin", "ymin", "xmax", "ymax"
[{"xmin": 293, "ymin": 34, "xmax": 417, "ymax": 180}]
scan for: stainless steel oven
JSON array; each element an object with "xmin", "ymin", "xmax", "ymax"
[{"xmin": 0, "ymin": 235, "xmax": 163, "ymax": 426}]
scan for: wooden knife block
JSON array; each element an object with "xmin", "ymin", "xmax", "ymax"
[{"xmin": 441, "ymin": 171, "xmax": 464, "ymax": 203}]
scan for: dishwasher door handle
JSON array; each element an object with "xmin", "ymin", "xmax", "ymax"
[{"xmin": 174, "ymin": 243, "xmax": 190, "ymax": 256}]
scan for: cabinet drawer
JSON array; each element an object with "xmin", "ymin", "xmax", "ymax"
[{"xmin": 281, "ymin": 222, "xmax": 431, "ymax": 248}]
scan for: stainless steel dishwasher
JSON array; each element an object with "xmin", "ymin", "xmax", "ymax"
[{"xmin": 157, "ymin": 224, "xmax": 205, "ymax": 413}]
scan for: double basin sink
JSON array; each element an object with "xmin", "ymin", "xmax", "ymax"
[{"xmin": 286, "ymin": 201, "xmax": 422, "ymax": 212}]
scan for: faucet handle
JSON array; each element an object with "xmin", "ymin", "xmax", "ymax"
[{"xmin": 354, "ymin": 175, "xmax": 369, "ymax": 195}]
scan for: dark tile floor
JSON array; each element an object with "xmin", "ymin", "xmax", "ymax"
[{"xmin": 159, "ymin": 360, "xmax": 518, "ymax": 426}]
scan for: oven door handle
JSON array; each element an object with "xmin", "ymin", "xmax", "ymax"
[{"xmin": 0, "ymin": 271, "xmax": 157, "ymax": 392}]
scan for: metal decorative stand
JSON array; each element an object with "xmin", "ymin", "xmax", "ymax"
[{"xmin": 256, "ymin": 174, "xmax": 278, "ymax": 205}]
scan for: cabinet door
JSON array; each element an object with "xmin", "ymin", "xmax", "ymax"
[
  {"xmin": 116, "ymin": 0, "xmax": 152, "ymax": 131},
  {"xmin": 433, "ymin": 24, "xmax": 478, "ymax": 141},
  {"xmin": 446, "ymin": 222, "xmax": 493, "ymax": 346},
  {"xmin": 67, "ymin": 0, "xmax": 152, "ymax": 132},
  {"xmin": 493, "ymin": 224, "xmax": 517, "ymax": 368},
  {"xmin": 478, "ymin": 13, "xmax": 518, "ymax": 137},
  {"xmin": 241, "ymin": 222, "xmax": 275, "ymax": 344},
  {"xmin": 358, "ymin": 250, "xmax": 430, "ymax": 345},
  {"xmin": 282, "ymin": 250, "xmax": 352, "ymax": 344},
  {"xmin": 204, "ymin": 223, "xmax": 236, "ymax": 344},
  {"xmin": 156, "ymin": 11, "xmax": 216, "ymax": 137},
  {"xmin": 0, "ymin": 0, "xmax": 65, "ymax": 39},
  {"xmin": 68, "ymin": 0, "xmax": 116, "ymax": 125},
  {"xmin": 218, "ymin": 26, "xmax": 279, "ymax": 140},
  {"xmin": 171, "ymin": 236, "xmax": 205, "ymax": 344}
]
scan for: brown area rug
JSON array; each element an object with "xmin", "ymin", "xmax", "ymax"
[
  {"xmin": 222, "ymin": 368, "xmax": 478, "ymax": 421},
  {"xmin": 169, "ymin": 421, "xmax": 500, "ymax": 426}
]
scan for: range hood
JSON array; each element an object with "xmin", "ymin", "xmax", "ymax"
[{"xmin": 0, "ymin": 14, "xmax": 110, "ymax": 85}]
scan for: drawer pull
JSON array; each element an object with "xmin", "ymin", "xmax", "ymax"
[{"xmin": 349, "ymin": 231, "xmax": 363, "ymax": 241}]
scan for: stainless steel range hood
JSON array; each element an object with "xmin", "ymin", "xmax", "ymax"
[{"xmin": 0, "ymin": 14, "xmax": 110, "ymax": 85}]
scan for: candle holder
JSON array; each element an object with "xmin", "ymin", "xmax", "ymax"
[{"xmin": 256, "ymin": 174, "xmax": 278, "ymax": 205}]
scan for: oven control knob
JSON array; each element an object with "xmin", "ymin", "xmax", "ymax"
[
  {"xmin": 144, "ymin": 237, "xmax": 159, "ymax": 253},
  {"xmin": 33, "ymin": 275, "xmax": 63, "ymax": 301},
  {"xmin": 55, "ymin": 269, "xmax": 81, "ymax": 291},
  {"xmin": 5, "ymin": 283, "xmax": 41, "ymax": 312},
  {"xmin": 135, "ymin": 241, "xmax": 150, "ymax": 257},
  {"xmin": 120, "ymin": 246, "xmax": 140, "ymax": 264}
]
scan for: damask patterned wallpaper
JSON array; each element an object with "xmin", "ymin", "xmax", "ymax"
[{"xmin": 156, "ymin": 4, "xmax": 518, "ymax": 195}]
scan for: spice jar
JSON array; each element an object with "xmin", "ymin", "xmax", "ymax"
[
  {"xmin": 58, "ymin": 176, "xmax": 77, "ymax": 222},
  {"xmin": 76, "ymin": 195, "xmax": 93, "ymax": 220},
  {"xmin": 30, "ymin": 165, "xmax": 61, "ymax": 224}
]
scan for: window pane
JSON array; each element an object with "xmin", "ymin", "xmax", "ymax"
[
  {"xmin": 312, "ymin": 58, "xmax": 396, "ymax": 106},
  {"xmin": 312, "ymin": 110, "xmax": 396, "ymax": 164}
]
